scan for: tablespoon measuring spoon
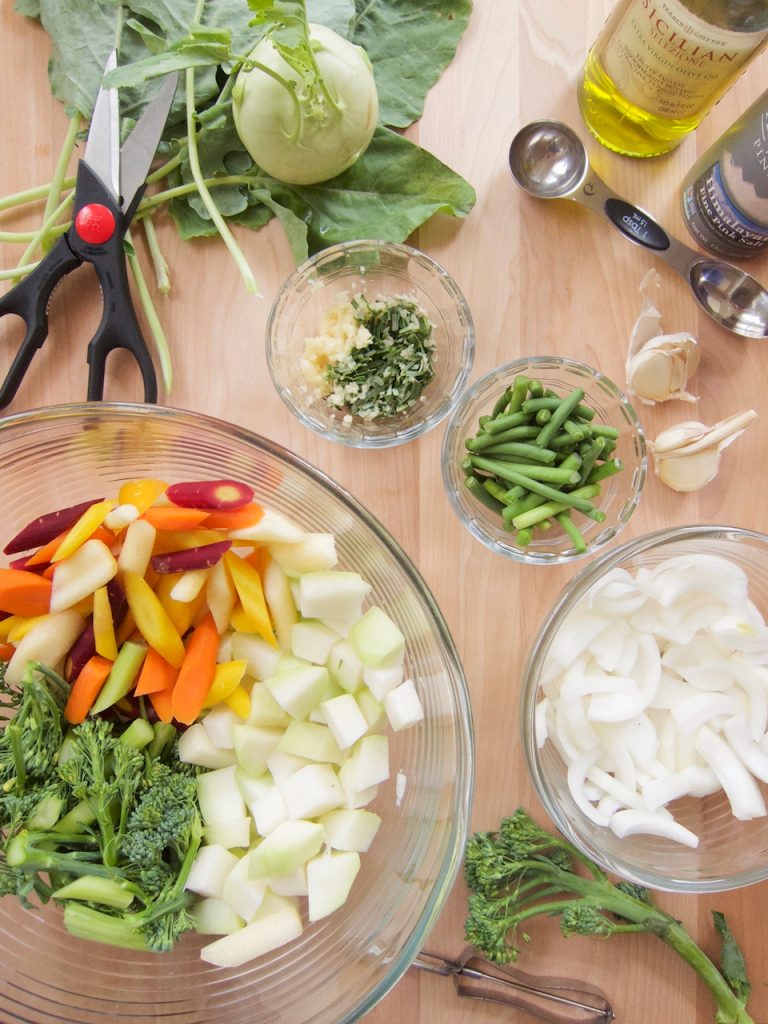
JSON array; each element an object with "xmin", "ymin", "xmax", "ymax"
[{"xmin": 508, "ymin": 119, "xmax": 768, "ymax": 340}]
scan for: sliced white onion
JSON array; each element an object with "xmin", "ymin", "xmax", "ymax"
[
  {"xmin": 609, "ymin": 809, "xmax": 700, "ymax": 848},
  {"xmin": 723, "ymin": 716, "xmax": 768, "ymax": 784},
  {"xmin": 695, "ymin": 725, "xmax": 767, "ymax": 820}
]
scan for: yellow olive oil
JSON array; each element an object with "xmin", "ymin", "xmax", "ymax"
[{"xmin": 578, "ymin": 0, "xmax": 768, "ymax": 158}]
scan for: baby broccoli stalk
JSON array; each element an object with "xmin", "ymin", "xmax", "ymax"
[{"xmin": 464, "ymin": 809, "xmax": 753, "ymax": 1024}]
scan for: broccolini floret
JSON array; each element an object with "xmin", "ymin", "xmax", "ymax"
[
  {"xmin": 463, "ymin": 809, "xmax": 754, "ymax": 1024},
  {"xmin": 0, "ymin": 662, "xmax": 202, "ymax": 953}
]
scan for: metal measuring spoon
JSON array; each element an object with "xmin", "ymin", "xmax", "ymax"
[{"xmin": 508, "ymin": 119, "xmax": 768, "ymax": 340}]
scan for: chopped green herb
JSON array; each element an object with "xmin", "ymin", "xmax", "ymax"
[{"xmin": 321, "ymin": 295, "xmax": 436, "ymax": 422}]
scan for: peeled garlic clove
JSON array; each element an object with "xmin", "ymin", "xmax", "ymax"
[
  {"xmin": 658, "ymin": 448, "xmax": 720, "ymax": 492},
  {"xmin": 627, "ymin": 334, "xmax": 700, "ymax": 403},
  {"xmin": 649, "ymin": 409, "xmax": 758, "ymax": 492}
]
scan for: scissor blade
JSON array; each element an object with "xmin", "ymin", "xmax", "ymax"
[
  {"xmin": 119, "ymin": 73, "xmax": 178, "ymax": 214},
  {"xmin": 83, "ymin": 49, "xmax": 120, "ymax": 203}
]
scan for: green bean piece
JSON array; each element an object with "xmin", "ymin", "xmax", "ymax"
[
  {"xmin": 470, "ymin": 447, "xmax": 556, "ymax": 475},
  {"xmin": 479, "ymin": 415, "xmax": 492, "ymax": 429},
  {"xmin": 498, "ymin": 464, "xmax": 581, "ymax": 485},
  {"xmin": 494, "ymin": 467, "xmax": 604, "ymax": 519},
  {"xmin": 521, "ymin": 396, "xmax": 596, "ymax": 421},
  {"xmin": 556, "ymin": 511, "xmax": 588, "ymax": 553},
  {"xmin": 511, "ymin": 484, "xmax": 601, "ymax": 529},
  {"xmin": 578, "ymin": 436, "xmax": 607, "ymax": 485},
  {"xmin": 491, "ymin": 387, "xmax": 513, "ymax": 418},
  {"xmin": 563, "ymin": 419, "xmax": 587, "ymax": 442},
  {"xmin": 467, "ymin": 424, "xmax": 540, "ymax": 451},
  {"xmin": 535, "ymin": 408, "xmax": 551, "ymax": 426},
  {"xmin": 464, "ymin": 474, "xmax": 506, "ymax": 512},
  {"xmin": 502, "ymin": 491, "xmax": 547, "ymax": 523},
  {"xmin": 536, "ymin": 387, "xmax": 585, "ymax": 449},
  {"xmin": 528, "ymin": 379, "xmax": 543, "ymax": 398},
  {"xmin": 590, "ymin": 423, "xmax": 620, "ymax": 440},
  {"xmin": 559, "ymin": 451, "xmax": 582, "ymax": 473},
  {"xmin": 483, "ymin": 478, "xmax": 516, "ymax": 505},
  {"xmin": 461, "ymin": 456, "xmax": 475, "ymax": 476},
  {"xmin": 508, "ymin": 375, "xmax": 530, "ymax": 414},
  {"xmin": 478, "ymin": 441, "xmax": 558, "ymax": 462},
  {"xmin": 515, "ymin": 527, "xmax": 533, "ymax": 547},
  {"xmin": 484, "ymin": 410, "xmax": 530, "ymax": 435},
  {"xmin": 502, "ymin": 484, "xmax": 526, "ymax": 502},
  {"xmin": 586, "ymin": 458, "xmax": 624, "ymax": 484}
]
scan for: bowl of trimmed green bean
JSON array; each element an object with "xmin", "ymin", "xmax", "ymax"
[{"xmin": 440, "ymin": 357, "xmax": 647, "ymax": 564}]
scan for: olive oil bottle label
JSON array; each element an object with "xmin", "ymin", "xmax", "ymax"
[{"xmin": 602, "ymin": 0, "xmax": 765, "ymax": 120}]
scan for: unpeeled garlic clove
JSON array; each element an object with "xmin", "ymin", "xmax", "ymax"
[
  {"xmin": 627, "ymin": 333, "xmax": 700, "ymax": 403},
  {"xmin": 626, "ymin": 270, "xmax": 700, "ymax": 404},
  {"xmin": 648, "ymin": 409, "xmax": 758, "ymax": 492}
]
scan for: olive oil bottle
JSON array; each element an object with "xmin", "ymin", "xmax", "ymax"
[{"xmin": 578, "ymin": 0, "xmax": 768, "ymax": 158}]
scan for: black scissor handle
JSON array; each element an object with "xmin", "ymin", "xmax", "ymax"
[
  {"xmin": 68, "ymin": 161, "xmax": 158, "ymax": 404},
  {"xmin": 85, "ymin": 242, "xmax": 158, "ymax": 403},
  {"xmin": 0, "ymin": 236, "xmax": 81, "ymax": 409}
]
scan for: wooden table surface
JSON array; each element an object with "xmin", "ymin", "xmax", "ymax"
[{"xmin": 3, "ymin": 3, "xmax": 768, "ymax": 1023}]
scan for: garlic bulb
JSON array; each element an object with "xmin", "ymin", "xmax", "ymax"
[
  {"xmin": 648, "ymin": 410, "xmax": 758, "ymax": 492},
  {"xmin": 626, "ymin": 270, "xmax": 700, "ymax": 404}
]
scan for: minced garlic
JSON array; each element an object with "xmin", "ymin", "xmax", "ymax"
[{"xmin": 300, "ymin": 294, "xmax": 373, "ymax": 394}]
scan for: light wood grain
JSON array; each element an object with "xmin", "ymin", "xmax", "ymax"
[{"xmin": 3, "ymin": 3, "xmax": 768, "ymax": 1023}]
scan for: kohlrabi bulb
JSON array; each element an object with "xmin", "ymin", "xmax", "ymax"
[{"xmin": 232, "ymin": 23, "xmax": 379, "ymax": 186}]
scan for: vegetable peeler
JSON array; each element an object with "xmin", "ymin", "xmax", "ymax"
[
  {"xmin": 413, "ymin": 950, "xmax": 615, "ymax": 1024},
  {"xmin": 0, "ymin": 51, "xmax": 177, "ymax": 408}
]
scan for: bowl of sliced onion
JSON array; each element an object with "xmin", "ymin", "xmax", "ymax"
[{"xmin": 522, "ymin": 524, "xmax": 768, "ymax": 892}]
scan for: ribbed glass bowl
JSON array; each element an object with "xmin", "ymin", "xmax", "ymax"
[
  {"xmin": 0, "ymin": 403, "xmax": 474, "ymax": 1024},
  {"xmin": 441, "ymin": 357, "xmax": 647, "ymax": 565},
  {"xmin": 522, "ymin": 525, "xmax": 768, "ymax": 893},
  {"xmin": 265, "ymin": 240, "xmax": 475, "ymax": 448}
]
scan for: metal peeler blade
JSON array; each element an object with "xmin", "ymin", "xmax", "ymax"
[{"xmin": 413, "ymin": 950, "xmax": 615, "ymax": 1024}]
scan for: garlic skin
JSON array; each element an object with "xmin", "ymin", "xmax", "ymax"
[
  {"xmin": 649, "ymin": 410, "xmax": 758, "ymax": 492},
  {"xmin": 626, "ymin": 270, "xmax": 700, "ymax": 404}
]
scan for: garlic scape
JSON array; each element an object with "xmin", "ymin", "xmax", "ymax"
[
  {"xmin": 648, "ymin": 409, "xmax": 758, "ymax": 492},
  {"xmin": 626, "ymin": 270, "xmax": 700, "ymax": 404}
]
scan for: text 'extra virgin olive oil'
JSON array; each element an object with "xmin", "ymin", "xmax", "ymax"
[{"xmin": 578, "ymin": 0, "xmax": 768, "ymax": 158}]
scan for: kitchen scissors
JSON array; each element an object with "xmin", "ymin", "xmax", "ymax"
[{"xmin": 0, "ymin": 51, "xmax": 177, "ymax": 409}]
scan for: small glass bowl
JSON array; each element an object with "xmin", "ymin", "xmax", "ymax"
[
  {"xmin": 266, "ymin": 240, "xmax": 475, "ymax": 448},
  {"xmin": 522, "ymin": 525, "xmax": 768, "ymax": 893},
  {"xmin": 440, "ymin": 357, "xmax": 647, "ymax": 565}
]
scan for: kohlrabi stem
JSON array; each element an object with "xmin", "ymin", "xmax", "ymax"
[
  {"xmin": 184, "ymin": 47, "xmax": 258, "ymax": 294},
  {"xmin": 15, "ymin": 193, "xmax": 73, "ymax": 276},
  {"xmin": 141, "ymin": 215, "xmax": 170, "ymax": 294},
  {"xmin": 0, "ymin": 260, "xmax": 40, "ymax": 281},
  {"xmin": 136, "ymin": 173, "xmax": 269, "ymax": 214},
  {"xmin": 0, "ymin": 179, "xmax": 74, "ymax": 213},
  {"xmin": 124, "ymin": 228, "xmax": 173, "ymax": 393},
  {"xmin": 39, "ymin": 114, "xmax": 80, "ymax": 250}
]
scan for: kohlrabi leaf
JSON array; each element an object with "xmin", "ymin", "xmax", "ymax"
[
  {"xmin": 271, "ymin": 125, "xmax": 476, "ymax": 253},
  {"xmin": 351, "ymin": 0, "xmax": 472, "ymax": 128},
  {"xmin": 250, "ymin": 188, "xmax": 310, "ymax": 264},
  {"xmin": 12, "ymin": 0, "xmax": 40, "ymax": 17}
]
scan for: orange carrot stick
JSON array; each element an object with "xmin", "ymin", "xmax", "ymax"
[
  {"xmin": 134, "ymin": 647, "xmax": 178, "ymax": 697},
  {"xmin": 171, "ymin": 612, "xmax": 220, "ymax": 725},
  {"xmin": 64, "ymin": 654, "xmax": 113, "ymax": 725},
  {"xmin": 24, "ymin": 529, "xmax": 68, "ymax": 567},
  {"xmin": 141, "ymin": 507, "xmax": 210, "ymax": 531},
  {"xmin": 202, "ymin": 503, "xmax": 264, "ymax": 531},
  {"xmin": 0, "ymin": 568, "xmax": 53, "ymax": 617},
  {"xmin": 148, "ymin": 684, "xmax": 175, "ymax": 724}
]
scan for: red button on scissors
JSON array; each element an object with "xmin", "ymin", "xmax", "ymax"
[{"xmin": 0, "ymin": 51, "xmax": 177, "ymax": 408}]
